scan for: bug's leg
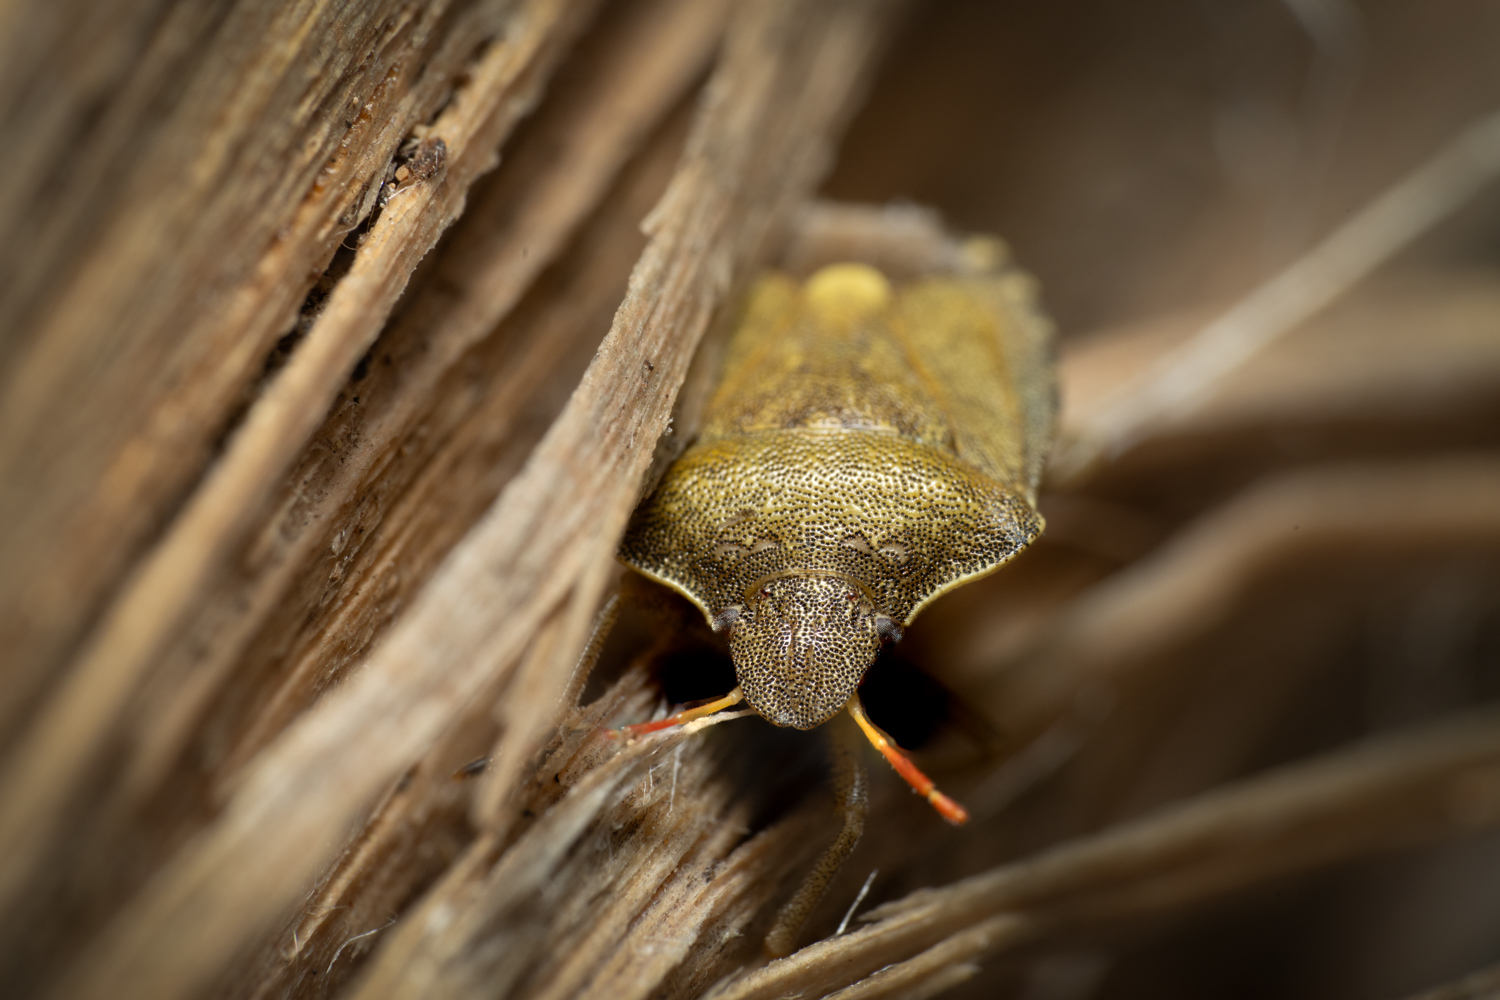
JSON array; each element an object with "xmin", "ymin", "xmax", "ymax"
[
  {"xmin": 764, "ymin": 715, "xmax": 869, "ymax": 957},
  {"xmin": 849, "ymin": 694, "xmax": 969, "ymax": 825},
  {"xmin": 616, "ymin": 686, "xmax": 746, "ymax": 737},
  {"xmin": 560, "ymin": 592, "xmax": 621, "ymax": 710}
]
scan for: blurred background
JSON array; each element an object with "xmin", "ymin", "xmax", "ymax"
[
  {"xmin": 832, "ymin": 0, "xmax": 1500, "ymax": 333},
  {"xmin": 823, "ymin": 2, "xmax": 1500, "ymax": 997}
]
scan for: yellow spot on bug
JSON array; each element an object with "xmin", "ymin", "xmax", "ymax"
[{"xmin": 802, "ymin": 263, "xmax": 892, "ymax": 322}]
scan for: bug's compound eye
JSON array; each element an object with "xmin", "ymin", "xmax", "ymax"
[{"xmin": 712, "ymin": 605, "xmax": 742, "ymax": 632}]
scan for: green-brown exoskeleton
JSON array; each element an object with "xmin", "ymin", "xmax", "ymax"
[{"xmin": 618, "ymin": 255, "xmax": 1055, "ymax": 951}]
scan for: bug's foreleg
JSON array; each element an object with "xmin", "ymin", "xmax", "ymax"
[
  {"xmin": 764, "ymin": 715, "xmax": 869, "ymax": 957},
  {"xmin": 558, "ymin": 592, "xmax": 621, "ymax": 711}
]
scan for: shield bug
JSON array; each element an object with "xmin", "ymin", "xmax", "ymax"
[{"xmin": 617, "ymin": 253, "xmax": 1055, "ymax": 949}]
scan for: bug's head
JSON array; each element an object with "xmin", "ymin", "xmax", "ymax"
[{"xmin": 718, "ymin": 574, "xmax": 901, "ymax": 730}]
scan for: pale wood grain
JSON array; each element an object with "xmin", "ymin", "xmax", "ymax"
[
  {"xmin": 39, "ymin": 2, "xmax": 897, "ymax": 998},
  {"xmin": 708, "ymin": 707, "xmax": 1500, "ymax": 1000}
]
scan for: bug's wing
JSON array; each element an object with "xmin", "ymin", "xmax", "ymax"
[
  {"xmin": 712, "ymin": 272, "xmax": 801, "ymax": 399},
  {"xmin": 700, "ymin": 268, "xmax": 951, "ymax": 448},
  {"xmin": 893, "ymin": 273, "xmax": 1057, "ymax": 504}
]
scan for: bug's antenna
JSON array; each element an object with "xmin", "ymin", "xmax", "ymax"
[
  {"xmin": 615, "ymin": 687, "xmax": 747, "ymax": 738},
  {"xmin": 848, "ymin": 695, "xmax": 969, "ymax": 825}
]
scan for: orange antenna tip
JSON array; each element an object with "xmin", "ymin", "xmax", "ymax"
[
  {"xmin": 928, "ymin": 790, "xmax": 969, "ymax": 826},
  {"xmin": 620, "ymin": 716, "xmax": 682, "ymax": 737}
]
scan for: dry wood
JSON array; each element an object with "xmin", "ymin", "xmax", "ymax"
[
  {"xmin": 0, "ymin": 0, "xmax": 554, "ymax": 740},
  {"xmin": 1053, "ymin": 108, "xmax": 1500, "ymax": 483},
  {"xmin": 222, "ymin": 62, "xmax": 706, "ymax": 1000},
  {"xmin": 1058, "ymin": 274, "xmax": 1500, "ymax": 464},
  {"xmin": 2, "ymin": 4, "xmax": 723, "ymax": 989},
  {"xmin": 1401, "ymin": 961, "xmax": 1500, "ymax": 1000},
  {"xmin": 38, "ymin": 2, "xmax": 897, "ymax": 999},
  {"xmin": 708, "ymin": 707, "xmax": 1500, "ymax": 1000},
  {"xmin": 127, "ymin": 0, "xmax": 726, "ymax": 801},
  {"xmin": 0, "ymin": 0, "xmax": 605, "ymax": 921},
  {"xmin": 337, "ymin": 671, "xmax": 821, "ymax": 1000}
]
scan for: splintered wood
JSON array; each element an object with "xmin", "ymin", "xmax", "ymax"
[{"xmin": 0, "ymin": 2, "xmax": 1498, "ymax": 1000}]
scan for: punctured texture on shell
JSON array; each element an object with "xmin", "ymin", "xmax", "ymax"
[{"xmin": 621, "ymin": 259, "xmax": 1056, "ymax": 728}]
